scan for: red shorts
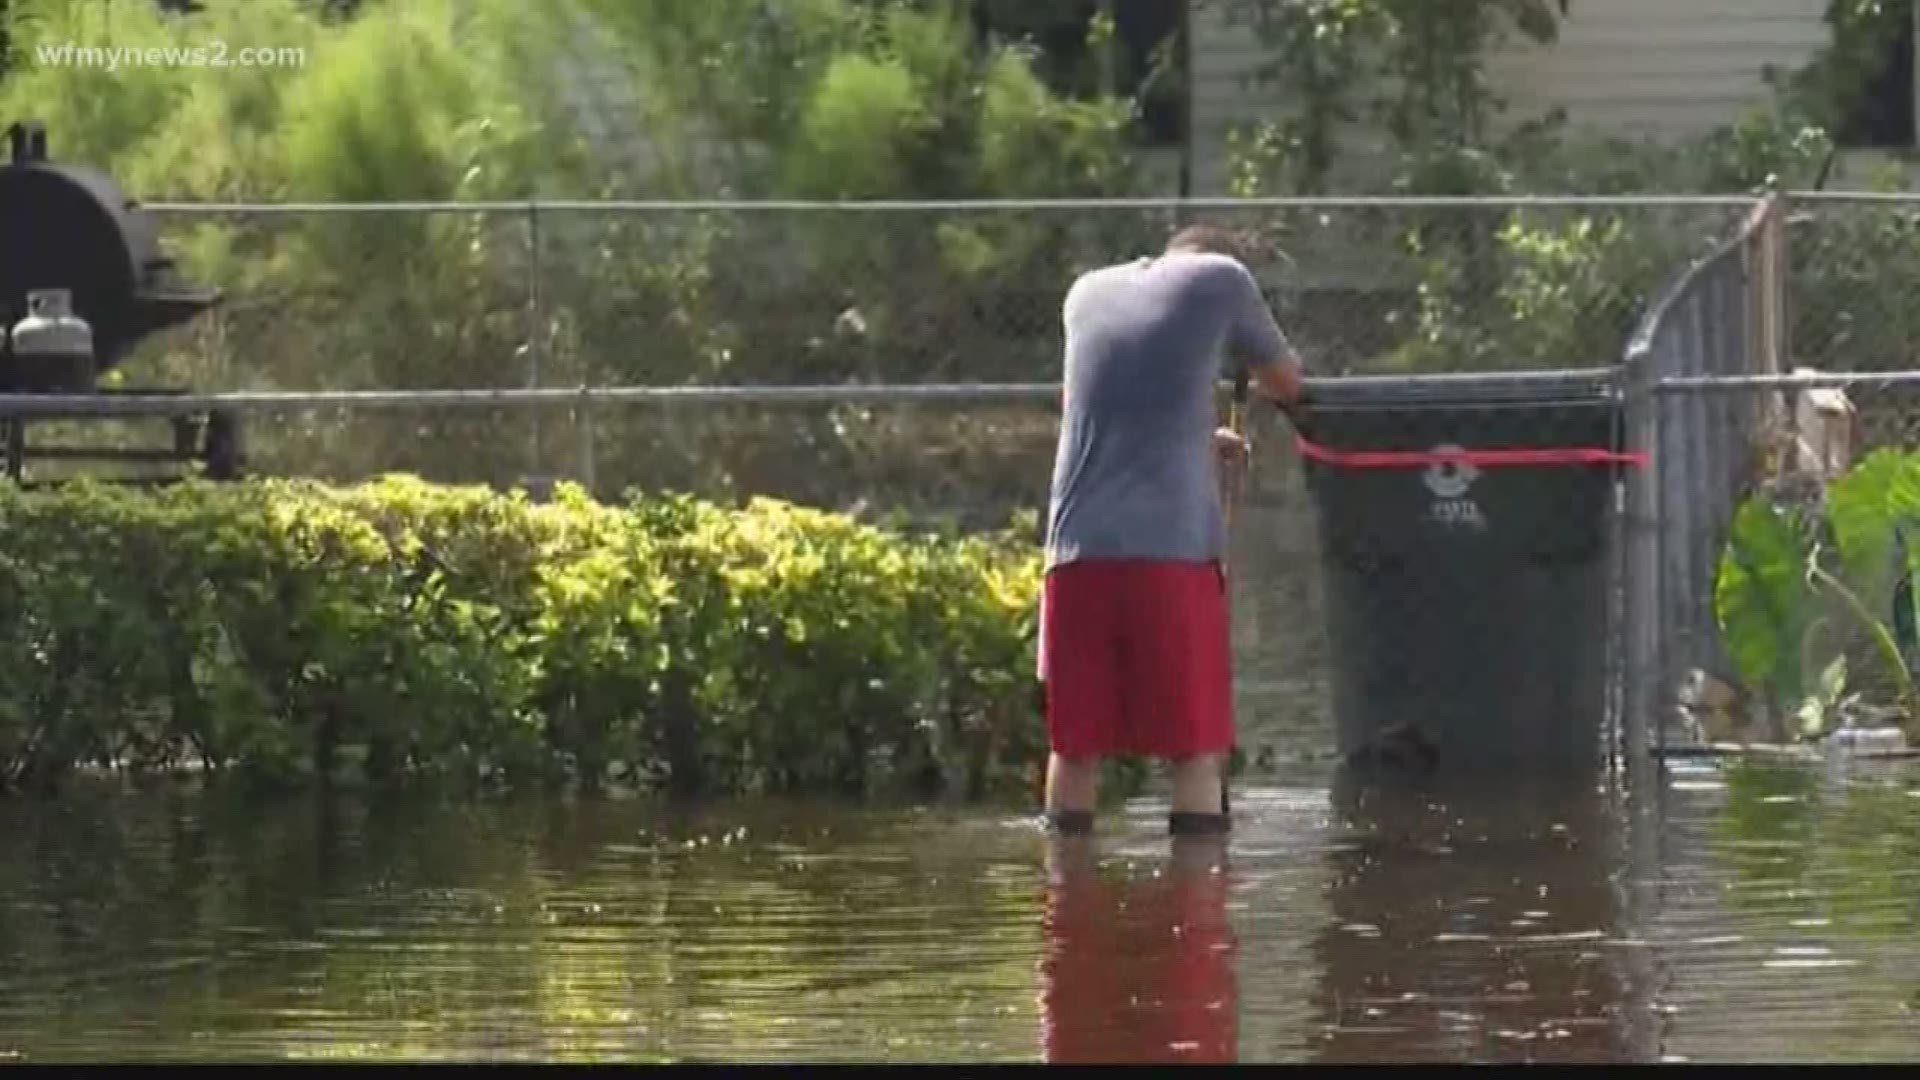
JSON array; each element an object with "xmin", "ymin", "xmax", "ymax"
[{"xmin": 1039, "ymin": 558, "xmax": 1234, "ymax": 758}]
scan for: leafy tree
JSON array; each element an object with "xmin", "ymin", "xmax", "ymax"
[{"xmin": 0, "ymin": 0, "xmax": 1147, "ymax": 510}]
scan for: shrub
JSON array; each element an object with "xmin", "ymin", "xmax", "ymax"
[{"xmin": 0, "ymin": 476, "xmax": 1050, "ymax": 802}]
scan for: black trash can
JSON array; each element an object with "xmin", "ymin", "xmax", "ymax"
[{"xmin": 1289, "ymin": 370, "xmax": 1627, "ymax": 773}]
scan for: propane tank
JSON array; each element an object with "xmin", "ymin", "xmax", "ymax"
[{"xmin": 8, "ymin": 289, "xmax": 96, "ymax": 390}]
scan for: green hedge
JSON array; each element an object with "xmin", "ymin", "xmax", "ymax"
[{"xmin": 0, "ymin": 477, "xmax": 1048, "ymax": 799}]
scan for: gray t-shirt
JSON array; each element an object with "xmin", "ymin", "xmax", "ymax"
[{"xmin": 1043, "ymin": 251, "xmax": 1292, "ymax": 571}]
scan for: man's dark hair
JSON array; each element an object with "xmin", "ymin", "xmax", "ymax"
[{"xmin": 1165, "ymin": 223, "xmax": 1256, "ymax": 263}]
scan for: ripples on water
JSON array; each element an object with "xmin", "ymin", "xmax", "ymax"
[{"xmin": 1, "ymin": 756, "xmax": 1919, "ymax": 1063}]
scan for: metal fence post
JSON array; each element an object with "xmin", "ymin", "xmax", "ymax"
[
  {"xmin": 526, "ymin": 201, "xmax": 545, "ymax": 479},
  {"xmin": 577, "ymin": 387, "xmax": 598, "ymax": 493},
  {"xmin": 1753, "ymin": 193, "xmax": 1790, "ymax": 476},
  {"xmin": 1756, "ymin": 191, "xmax": 1788, "ymax": 378}
]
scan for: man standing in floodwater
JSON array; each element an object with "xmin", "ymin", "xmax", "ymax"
[{"xmin": 1039, "ymin": 224, "xmax": 1305, "ymax": 837}]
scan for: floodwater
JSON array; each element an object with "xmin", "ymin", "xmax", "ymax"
[
  {"xmin": 2, "ymin": 757, "xmax": 1919, "ymax": 1063},
  {"xmin": 6, "ymin": 433, "xmax": 1920, "ymax": 1064}
]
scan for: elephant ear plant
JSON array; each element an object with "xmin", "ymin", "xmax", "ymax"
[{"xmin": 1715, "ymin": 448, "xmax": 1920, "ymax": 742}]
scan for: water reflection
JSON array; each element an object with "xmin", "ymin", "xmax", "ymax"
[
  {"xmin": 1038, "ymin": 835, "xmax": 1237, "ymax": 1063},
  {"xmin": 9, "ymin": 760, "xmax": 1920, "ymax": 1062},
  {"xmin": 1310, "ymin": 769, "xmax": 1630, "ymax": 1063},
  {"xmin": 1642, "ymin": 758, "xmax": 1920, "ymax": 1063}
]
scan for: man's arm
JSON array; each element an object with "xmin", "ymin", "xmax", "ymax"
[{"xmin": 1223, "ymin": 264, "xmax": 1305, "ymax": 408}]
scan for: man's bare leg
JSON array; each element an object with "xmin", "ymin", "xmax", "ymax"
[
  {"xmin": 1169, "ymin": 753, "xmax": 1230, "ymax": 834},
  {"xmin": 1045, "ymin": 753, "xmax": 1100, "ymax": 834}
]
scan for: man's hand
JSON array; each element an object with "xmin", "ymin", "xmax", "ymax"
[
  {"xmin": 1213, "ymin": 426, "xmax": 1250, "ymax": 467},
  {"xmin": 1215, "ymin": 426, "xmax": 1250, "ymax": 522},
  {"xmin": 1248, "ymin": 355, "xmax": 1305, "ymax": 408}
]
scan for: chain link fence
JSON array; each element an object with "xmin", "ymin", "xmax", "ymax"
[
  {"xmin": 1787, "ymin": 192, "xmax": 1920, "ymax": 374},
  {"xmin": 1621, "ymin": 198, "xmax": 1784, "ymax": 759},
  {"xmin": 1641, "ymin": 372, "xmax": 1920, "ymax": 752},
  {"xmin": 1625, "ymin": 192, "xmax": 1920, "ymax": 756},
  {"xmin": 31, "ymin": 191, "xmax": 1920, "ymax": 770},
  {"xmin": 103, "ymin": 197, "xmax": 1750, "ymax": 512}
]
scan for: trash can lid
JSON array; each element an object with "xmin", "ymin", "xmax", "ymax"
[{"xmin": 1298, "ymin": 368, "xmax": 1620, "ymax": 410}]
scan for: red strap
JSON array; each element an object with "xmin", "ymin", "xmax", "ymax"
[{"xmin": 1295, "ymin": 435, "xmax": 1649, "ymax": 470}]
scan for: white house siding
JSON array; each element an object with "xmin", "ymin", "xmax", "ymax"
[
  {"xmin": 1187, "ymin": 0, "xmax": 1834, "ymax": 196},
  {"xmin": 1486, "ymin": 0, "xmax": 1831, "ymax": 140},
  {"xmin": 546, "ymin": 1, "xmax": 1839, "ymax": 199},
  {"xmin": 1185, "ymin": 0, "xmax": 1370, "ymax": 197}
]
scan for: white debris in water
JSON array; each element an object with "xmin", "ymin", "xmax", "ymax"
[
  {"xmin": 1765, "ymin": 958, "xmax": 1861, "ymax": 969},
  {"xmin": 1516, "ymin": 929, "xmax": 1606, "ymax": 943}
]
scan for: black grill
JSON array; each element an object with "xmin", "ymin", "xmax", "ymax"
[
  {"xmin": 0, "ymin": 120, "xmax": 238, "ymax": 482},
  {"xmin": 0, "ymin": 120, "xmax": 220, "ymax": 388}
]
